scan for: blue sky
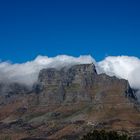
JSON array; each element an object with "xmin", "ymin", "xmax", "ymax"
[{"xmin": 0, "ymin": 0, "xmax": 140, "ymax": 63}]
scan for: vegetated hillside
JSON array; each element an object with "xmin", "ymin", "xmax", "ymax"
[{"xmin": 0, "ymin": 64, "xmax": 140, "ymax": 140}]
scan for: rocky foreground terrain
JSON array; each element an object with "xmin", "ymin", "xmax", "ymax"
[{"xmin": 0, "ymin": 64, "xmax": 140, "ymax": 140}]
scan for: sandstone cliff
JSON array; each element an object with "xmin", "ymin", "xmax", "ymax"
[{"xmin": 33, "ymin": 63, "xmax": 135, "ymax": 105}]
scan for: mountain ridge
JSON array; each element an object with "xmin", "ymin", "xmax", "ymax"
[
  {"xmin": 32, "ymin": 63, "xmax": 136, "ymax": 105},
  {"xmin": 0, "ymin": 63, "xmax": 140, "ymax": 140}
]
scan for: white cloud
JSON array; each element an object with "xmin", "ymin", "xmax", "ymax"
[
  {"xmin": 0, "ymin": 55, "xmax": 94, "ymax": 86},
  {"xmin": 98, "ymin": 56, "xmax": 140, "ymax": 89}
]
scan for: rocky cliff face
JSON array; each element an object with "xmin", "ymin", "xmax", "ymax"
[
  {"xmin": 33, "ymin": 63, "xmax": 135, "ymax": 105},
  {"xmin": 0, "ymin": 82, "xmax": 30, "ymax": 105},
  {"xmin": 0, "ymin": 63, "xmax": 135, "ymax": 106}
]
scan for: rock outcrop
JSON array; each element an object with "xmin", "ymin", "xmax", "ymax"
[
  {"xmin": 0, "ymin": 82, "xmax": 30, "ymax": 105},
  {"xmin": 33, "ymin": 63, "xmax": 135, "ymax": 105}
]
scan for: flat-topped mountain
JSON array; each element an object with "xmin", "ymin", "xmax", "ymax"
[
  {"xmin": 0, "ymin": 63, "xmax": 140, "ymax": 140},
  {"xmin": 33, "ymin": 63, "xmax": 135, "ymax": 105}
]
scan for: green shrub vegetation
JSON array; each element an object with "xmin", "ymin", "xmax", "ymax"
[
  {"xmin": 0, "ymin": 135, "xmax": 12, "ymax": 140},
  {"xmin": 81, "ymin": 130, "xmax": 131, "ymax": 140}
]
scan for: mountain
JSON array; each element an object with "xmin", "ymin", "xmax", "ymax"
[
  {"xmin": 32, "ymin": 63, "xmax": 135, "ymax": 104},
  {"xmin": 0, "ymin": 64, "xmax": 140, "ymax": 140}
]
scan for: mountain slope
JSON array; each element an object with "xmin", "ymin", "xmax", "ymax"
[{"xmin": 0, "ymin": 64, "xmax": 140, "ymax": 140}]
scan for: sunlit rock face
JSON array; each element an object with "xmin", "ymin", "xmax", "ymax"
[
  {"xmin": 0, "ymin": 63, "xmax": 135, "ymax": 106},
  {"xmin": 34, "ymin": 63, "xmax": 135, "ymax": 105}
]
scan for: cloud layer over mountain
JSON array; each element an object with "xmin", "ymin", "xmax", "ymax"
[
  {"xmin": 0, "ymin": 55, "xmax": 94, "ymax": 86},
  {"xmin": 98, "ymin": 56, "xmax": 140, "ymax": 89},
  {"xmin": 0, "ymin": 55, "xmax": 140, "ymax": 93}
]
